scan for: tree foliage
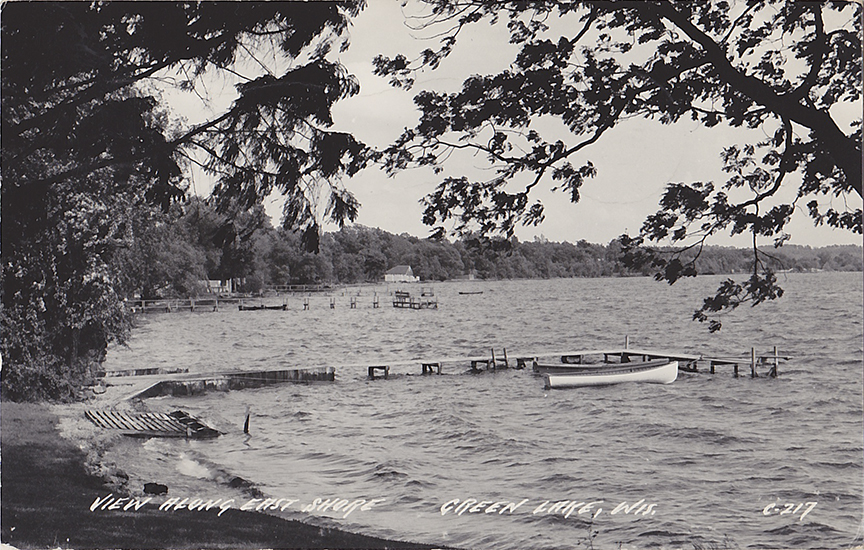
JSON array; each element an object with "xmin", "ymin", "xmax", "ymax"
[
  {"xmin": 217, "ymin": 223, "xmax": 863, "ymax": 288},
  {"xmin": 1, "ymin": 1, "xmax": 367, "ymax": 399},
  {"xmin": 374, "ymin": 0, "xmax": 862, "ymax": 330}
]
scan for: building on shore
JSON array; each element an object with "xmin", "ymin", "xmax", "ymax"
[{"xmin": 384, "ymin": 265, "xmax": 419, "ymax": 283}]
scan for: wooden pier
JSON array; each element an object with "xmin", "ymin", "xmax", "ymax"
[
  {"xmin": 268, "ymin": 284, "xmax": 335, "ymax": 294},
  {"xmin": 392, "ymin": 290, "xmax": 438, "ymax": 309},
  {"xmin": 129, "ymin": 297, "xmax": 237, "ymax": 313},
  {"xmin": 704, "ymin": 347, "xmax": 790, "ymax": 378},
  {"xmin": 105, "ymin": 367, "xmax": 189, "ymax": 377}
]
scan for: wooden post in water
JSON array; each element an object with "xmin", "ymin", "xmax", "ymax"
[
  {"xmin": 490, "ymin": 348, "xmax": 497, "ymax": 370},
  {"xmin": 373, "ymin": 293, "xmax": 379, "ymax": 309},
  {"xmin": 750, "ymin": 347, "xmax": 757, "ymax": 378},
  {"xmin": 303, "ymin": 297, "xmax": 309, "ymax": 310},
  {"xmin": 625, "ymin": 335, "xmax": 630, "ymax": 349},
  {"xmin": 330, "ymin": 297, "xmax": 336, "ymax": 309},
  {"xmin": 768, "ymin": 345, "xmax": 779, "ymax": 378},
  {"xmin": 503, "ymin": 348, "xmax": 509, "ymax": 369}
]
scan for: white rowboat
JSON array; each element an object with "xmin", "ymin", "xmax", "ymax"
[
  {"xmin": 543, "ymin": 360, "xmax": 678, "ymax": 389},
  {"xmin": 534, "ymin": 358, "xmax": 671, "ymax": 375}
]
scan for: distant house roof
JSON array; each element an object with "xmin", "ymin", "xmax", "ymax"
[{"xmin": 385, "ymin": 265, "xmax": 413, "ymax": 275}]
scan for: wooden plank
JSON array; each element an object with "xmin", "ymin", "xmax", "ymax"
[
  {"xmin": 146, "ymin": 413, "xmax": 183, "ymax": 432},
  {"xmin": 113, "ymin": 411, "xmax": 147, "ymax": 432},
  {"xmin": 91, "ymin": 410, "xmax": 125, "ymax": 430}
]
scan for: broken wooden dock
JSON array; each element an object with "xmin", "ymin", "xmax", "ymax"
[
  {"xmin": 117, "ymin": 367, "xmax": 336, "ymax": 400},
  {"xmin": 85, "ymin": 409, "xmax": 219, "ymax": 438},
  {"xmin": 392, "ymin": 290, "xmax": 438, "ymax": 309},
  {"xmin": 703, "ymin": 347, "xmax": 790, "ymax": 378}
]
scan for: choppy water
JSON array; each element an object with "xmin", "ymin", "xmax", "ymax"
[{"xmin": 103, "ymin": 273, "xmax": 863, "ymax": 549}]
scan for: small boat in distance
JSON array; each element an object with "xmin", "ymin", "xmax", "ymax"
[
  {"xmin": 543, "ymin": 360, "xmax": 679, "ymax": 389},
  {"xmin": 458, "ymin": 291, "xmax": 484, "ymax": 295},
  {"xmin": 238, "ymin": 303, "xmax": 287, "ymax": 311}
]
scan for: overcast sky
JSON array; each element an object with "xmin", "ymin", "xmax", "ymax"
[{"xmin": 173, "ymin": 1, "xmax": 862, "ymax": 248}]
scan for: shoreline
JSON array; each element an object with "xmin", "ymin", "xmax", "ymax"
[{"xmin": 1, "ymin": 401, "xmax": 444, "ymax": 550}]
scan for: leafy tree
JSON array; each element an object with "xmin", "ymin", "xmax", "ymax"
[
  {"xmin": 2, "ymin": 1, "xmax": 366, "ymax": 399},
  {"xmin": 374, "ymin": 0, "xmax": 861, "ymax": 331},
  {"xmin": 116, "ymin": 202, "xmax": 208, "ymax": 301}
]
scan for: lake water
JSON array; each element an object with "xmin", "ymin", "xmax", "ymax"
[{"xmin": 102, "ymin": 272, "xmax": 863, "ymax": 549}]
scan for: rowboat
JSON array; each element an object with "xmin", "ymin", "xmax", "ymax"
[
  {"xmin": 238, "ymin": 304, "xmax": 287, "ymax": 311},
  {"xmin": 542, "ymin": 360, "xmax": 678, "ymax": 389},
  {"xmin": 531, "ymin": 348, "xmax": 700, "ymax": 372}
]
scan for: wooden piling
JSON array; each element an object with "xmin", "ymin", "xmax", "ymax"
[
  {"xmin": 624, "ymin": 335, "xmax": 630, "ymax": 349},
  {"xmin": 503, "ymin": 348, "xmax": 509, "ymax": 369},
  {"xmin": 421, "ymin": 362, "xmax": 441, "ymax": 375},
  {"xmin": 373, "ymin": 294, "xmax": 379, "ymax": 308},
  {"xmin": 368, "ymin": 366, "xmax": 389, "ymax": 380},
  {"xmin": 750, "ymin": 347, "xmax": 757, "ymax": 378},
  {"xmin": 515, "ymin": 357, "xmax": 535, "ymax": 369},
  {"xmin": 350, "ymin": 296, "xmax": 357, "ymax": 309},
  {"xmin": 330, "ymin": 297, "xmax": 336, "ymax": 309},
  {"xmin": 768, "ymin": 345, "xmax": 779, "ymax": 377},
  {"xmin": 303, "ymin": 297, "xmax": 309, "ymax": 310},
  {"xmin": 490, "ymin": 349, "xmax": 497, "ymax": 370}
]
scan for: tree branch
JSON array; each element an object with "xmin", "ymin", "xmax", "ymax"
[{"xmin": 651, "ymin": 0, "xmax": 862, "ymax": 197}]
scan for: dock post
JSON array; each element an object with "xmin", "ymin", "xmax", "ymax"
[
  {"xmin": 768, "ymin": 345, "xmax": 779, "ymax": 378},
  {"xmin": 350, "ymin": 296, "xmax": 357, "ymax": 309},
  {"xmin": 734, "ymin": 364, "xmax": 739, "ymax": 378},
  {"xmin": 190, "ymin": 297, "xmax": 195, "ymax": 312},
  {"xmin": 330, "ymin": 297, "xmax": 336, "ymax": 309},
  {"xmin": 750, "ymin": 347, "xmax": 757, "ymax": 378},
  {"xmin": 503, "ymin": 348, "xmax": 509, "ymax": 369},
  {"xmin": 368, "ymin": 366, "xmax": 389, "ymax": 380},
  {"xmin": 490, "ymin": 349, "xmax": 497, "ymax": 370},
  {"xmin": 303, "ymin": 297, "xmax": 309, "ymax": 310},
  {"xmin": 710, "ymin": 362, "xmax": 715, "ymax": 374},
  {"xmin": 625, "ymin": 335, "xmax": 629, "ymax": 349},
  {"xmin": 422, "ymin": 362, "xmax": 441, "ymax": 375},
  {"xmin": 373, "ymin": 293, "xmax": 379, "ymax": 309},
  {"xmin": 214, "ymin": 295, "xmax": 219, "ymax": 311}
]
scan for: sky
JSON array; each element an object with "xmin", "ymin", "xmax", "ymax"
[{"xmin": 170, "ymin": 1, "xmax": 862, "ymax": 249}]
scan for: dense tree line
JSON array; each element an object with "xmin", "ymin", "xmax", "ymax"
[{"xmin": 134, "ymin": 204, "xmax": 862, "ymax": 295}]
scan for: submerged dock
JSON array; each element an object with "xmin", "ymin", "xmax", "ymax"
[{"xmin": 116, "ymin": 367, "xmax": 336, "ymax": 400}]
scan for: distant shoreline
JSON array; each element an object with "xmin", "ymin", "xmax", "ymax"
[{"xmin": 0, "ymin": 401, "xmax": 442, "ymax": 550}]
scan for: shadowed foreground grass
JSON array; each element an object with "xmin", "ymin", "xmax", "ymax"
[{"xmin": 0, "ymin": 402, "xmax": 439, "ymax": 550}]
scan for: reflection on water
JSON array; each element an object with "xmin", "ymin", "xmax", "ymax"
[{"xmin": 104, "ymin": 273, "xmax": 863, "ymax": 550}]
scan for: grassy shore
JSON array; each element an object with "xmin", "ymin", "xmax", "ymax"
[{"xmin": 1, "ymin": 402, "xmax": 439, "ymax": 550}]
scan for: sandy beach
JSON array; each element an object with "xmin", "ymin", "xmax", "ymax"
[{"xmin": 0, "ymin": 401, "xmax": 442, "ymax": 550}]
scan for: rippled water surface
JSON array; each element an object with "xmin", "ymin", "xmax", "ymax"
[{"xmin": 104, "ymin": 273, "xmax": 863, "ymax": 549}]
